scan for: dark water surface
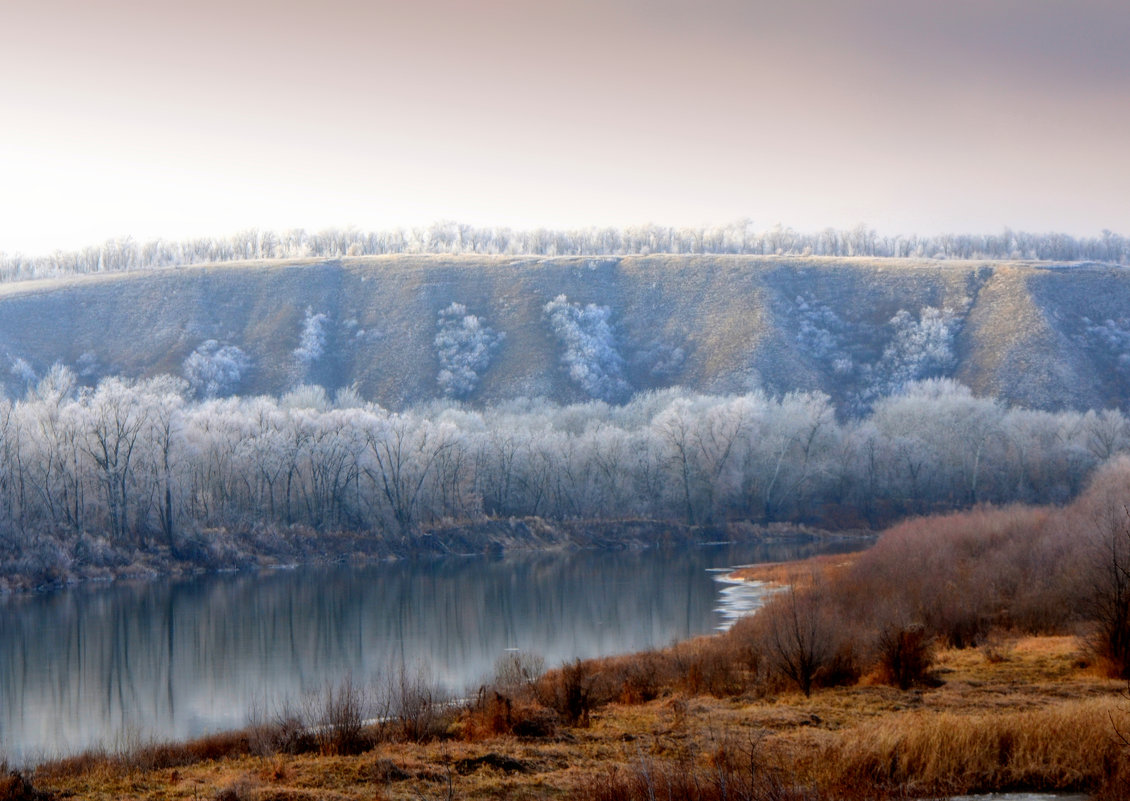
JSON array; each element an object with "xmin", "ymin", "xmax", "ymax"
[{"xmin": 0, "ymin": 538, "xmax": 862, "ymax": 762}]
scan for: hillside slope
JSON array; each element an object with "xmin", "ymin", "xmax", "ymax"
[{"xmin": 1, "ymin": 255, "xmax": 1126, "ymax": 411}]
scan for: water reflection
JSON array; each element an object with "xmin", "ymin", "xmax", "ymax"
[{"xmin": 0, "ymin": 538, "xmax": 861, "ymax": 761}]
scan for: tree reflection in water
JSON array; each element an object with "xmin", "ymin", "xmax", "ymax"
[{"xmin": 0, "ymin": 538, "xmax": 860, "ymax": 762}]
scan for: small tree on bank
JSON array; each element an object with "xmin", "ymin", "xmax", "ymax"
[
  {"xmin": 1087, "ymin": 500, "xmax": 1130, "ymax": 678},
  {"xmin": 759, "ymin": 583, "xmax": 836, "ymax": 696}
]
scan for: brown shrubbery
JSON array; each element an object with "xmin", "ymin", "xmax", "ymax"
[
  {"xmin": 0, "ymin": 770, "xmax": 53, "ymax": 801},
  {"xmin": 557, "ymin": 457, "xmax": 1130, "ymax": 702},
  {"xmin": 874, "ymin": 623, "xmax": 934, "ymax": 689},
  {"xmin": 1077, "ymin": 458, "xmax": 1130, "ymax": 678}
]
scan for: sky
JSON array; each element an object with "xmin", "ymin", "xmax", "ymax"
[{"xmin": 1, "ymin": 0, "xmax": 1128, "ymax": 256}]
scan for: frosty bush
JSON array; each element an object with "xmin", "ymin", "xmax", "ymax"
[
  {"xmin": 183, "ymin": 340, "xmax": 250, "ymax": 398},
  {"xmin": 434, "ymin": 302, "xmax": 503, "ymax": 398},
  {"xmin": 544, "ymin": 295, "xmax": 630, "ymax": 402},
  {"xmin": 293, "ymin": 307, "xmax": 330, "ymax": 373},
  {"xmin": 75, "ymin": 351, "xmax": 99, "ymax": 379},
  {"xmin": 281, "ymin": 383, "xmax": 330, "ymax": 411},
  {"xmin": 1081, "ymin": 317, "xmax": 1130, "ymax": 372},
  {"xmin": 794, "ymin": 294, "xmax": 848, "ymax": 364},
  {"xmin": 632, "ymin": 340, "xmax": 686, "ymax": 379},
  {"xmin": 870, "ymin": 307, "xmax": 959, "ymax": 397},
  {"xmin": 9, "ymin": 356, "xmax": 36, "ymax": 390}
]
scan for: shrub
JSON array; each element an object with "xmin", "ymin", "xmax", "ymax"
[
  {"xmin": 611, "ymin": 651, "xmax": 665, "ymax": 703},
  {"xmin": 434, "ymin": 302, "xmax": 503, "ymax": 398},
  {"xmin": 670, "ymin": 638, "xmax": 751, "ymax": 698},
  {"xmin": 0, "ymin": 771, "xmax": 52, "ymax": 801},
  {"xmin": 753, "ymin": 584, "xmax": 838, "ymax": 697},
  {"xmin": 875, "ymin": 623, "xmax": 934, "ymax": 689},
  {"xmin": 544, "ymin": 295, "xmax": 630, "ymax": 402},
  {"xmin": 183, "ymin": 340, "xmax": 250, "ymax": 399},
  {"xmin": 293, "ymin": 307, "xmax": 329, "ymax": 376},
  {"xmin": 247, "ymin": 700, "xmax": 315, "ymax": 756},
  {"xmin": 456, "ymin": 688, "xmax": 558, "ymax": 740},
  {"xmin": 490, "ymin": 650, "xmax": 545, "ymax": 699},
  {"xmin": 379, "ymin": 663, "xmax": 451, "ymax": 743},
  {"xmin": 537, "ymin": 658, "xmax": 602, "ymax": 726},
  {"xmin": 213, "ymin": 777, "xmax": 257, "ymax": 801},
  {"xmin": 311, "ymin": 676, "xmax": 370, "ymax": 756}
]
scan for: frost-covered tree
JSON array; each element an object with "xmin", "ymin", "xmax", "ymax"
[
  {"xmin": 182, "ymin": 340, "xmax": 250, "ymax": 399},
  {"xmin": 79, "ymin": 377, "xmax": 152, "ymax": 543},
  {"xmin": 862, "ymin": 307, "xmax": 960, "ymax": 405},
  {"xmin": 1, "ymin": 223, "xmax": 1127, "ymax": 284},
  {"xmin": 333, "ymin": 384, "xmax": 366, "ymax": 409},
  {"xmin": 632, "ymin": 340, "xmax": 686, "ymax": 379},
  {"xmin": 30, "ymin": 363, "xmax": 76, "ymax": 405},
  {"xmin": 794, "ymin": 294, "xmax": 850, "ymax": 368},
  {"xmin": 544, "ymin": 295, "xmax": 631, "ymax": 403},
  {"xmin": 293, "ymin": 307, "xmax": 330, "ymax": 377},
  {"xmin": 1081, "ymin": 316, "xmax": 1130, "ymax": 374},
  {"xmin": 282, "ymin": 383, "xmax": 330, "ymax": 411},
  {"xmin": 434, "ymin": 302, "xmax": 503, "ymax": 398},
  {"xmin": 75, "ymin": 352, "xmax": 99, "ymax": 380},
  {"xmin": 9, "ymin": 356, "xmax": 36, "ymax": 393}
]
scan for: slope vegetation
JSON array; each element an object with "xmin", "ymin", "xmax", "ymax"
[{"xmin": 1, "ymin": 255, "xmax": 1126, "ymax": 411}]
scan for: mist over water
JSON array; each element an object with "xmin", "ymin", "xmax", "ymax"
[{"xmin": 0, "ymin": 539, "xmax": 862, "ymax": 762}]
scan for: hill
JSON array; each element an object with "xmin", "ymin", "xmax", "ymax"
[{"xmin": 1, "ymin": 254, "xmax": 1127, "ymax": 412}]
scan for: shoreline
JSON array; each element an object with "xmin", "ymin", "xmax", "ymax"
[{"xmin": 0, "ymin": 518, "xmax": 871, "ymax": 596}]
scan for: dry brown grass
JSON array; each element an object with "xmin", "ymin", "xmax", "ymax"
[
  {"xmin": 727, "ymin": 554, "xmax": 858, "ymax": 587},
  {"xmin": 828, "ymin": 699, "xmax": 1126, "ymax": 795},
  {"xmin": 25, "ymin": 635, "xmax": 1129, "ymax": 801}
]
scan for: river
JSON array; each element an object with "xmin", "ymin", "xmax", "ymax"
[{"xmin": 0, "ymin": 537, "xmax": 862, "ymax": 762}]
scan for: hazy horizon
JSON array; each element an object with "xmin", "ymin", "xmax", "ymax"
[{"xmin": 3, "ymin": 0, "xmax": 1127, "ymax": 256}]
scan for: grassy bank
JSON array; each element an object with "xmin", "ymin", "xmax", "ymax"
[{"xmin": 9, "ymin": 634, "xmax": 1125, "ymax": 800}]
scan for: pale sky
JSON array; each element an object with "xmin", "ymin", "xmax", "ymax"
[{"xmin": 1, "ymin": 0, "xmax": 1128, "ymax": 256}]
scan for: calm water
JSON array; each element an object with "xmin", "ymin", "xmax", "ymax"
[{"xmin": 0, "ymin": 538, "xmax": 861, "ymax": 762}]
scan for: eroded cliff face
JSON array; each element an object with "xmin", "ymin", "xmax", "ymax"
[{"xmin": 0, "ymin": 254, "xmax": 1125, "ymax": 412}]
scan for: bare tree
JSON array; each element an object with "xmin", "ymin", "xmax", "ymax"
[
  {"xmin": 1086, "ymin": 497, "xmax": 1130, "ymax": 677},
  {"xmin": 758, "ymin": 583, "xmax": 835, "ymax": 696},
  {"xmin": 79, "ymin": 378, "xmax": 151, "ymax": 544}
]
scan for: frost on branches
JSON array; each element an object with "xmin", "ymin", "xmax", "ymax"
[
  {"xmin": 293, "ymin": 307, "xmax": 330, "ymax": 379},
  {"xmin": 434, "ymin": 302, "xmax": 504, "ymax": 398},
  {"xmin": 544, "ymin": 295, "xmax": 631, "ymax": 403},
  {"xmin": 871, "ymin": 307, "xmax": 960, "ymax": 396},
  {"xmin": 8, "ymin": 356, "xmax": 37, "ymax": 392},
  {"xmin": 183, "ymin": 340, "xmax": 250, "ymax": 399},
  {"xmin": 1080, "ymin": 316, "xmax": 1130, "ymax": 374}
]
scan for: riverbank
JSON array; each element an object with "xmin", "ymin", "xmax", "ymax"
[
  {"xmin": 14, "ymin": 495, "xmax": 1130, "ymax": 799},
  {"xmin": 13, "ymin": 633, "xmax": 1126, "ymax": 800},
  {"xmin": 0, "ymin": 517, "xmax": 863, "ymax": 594}
]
